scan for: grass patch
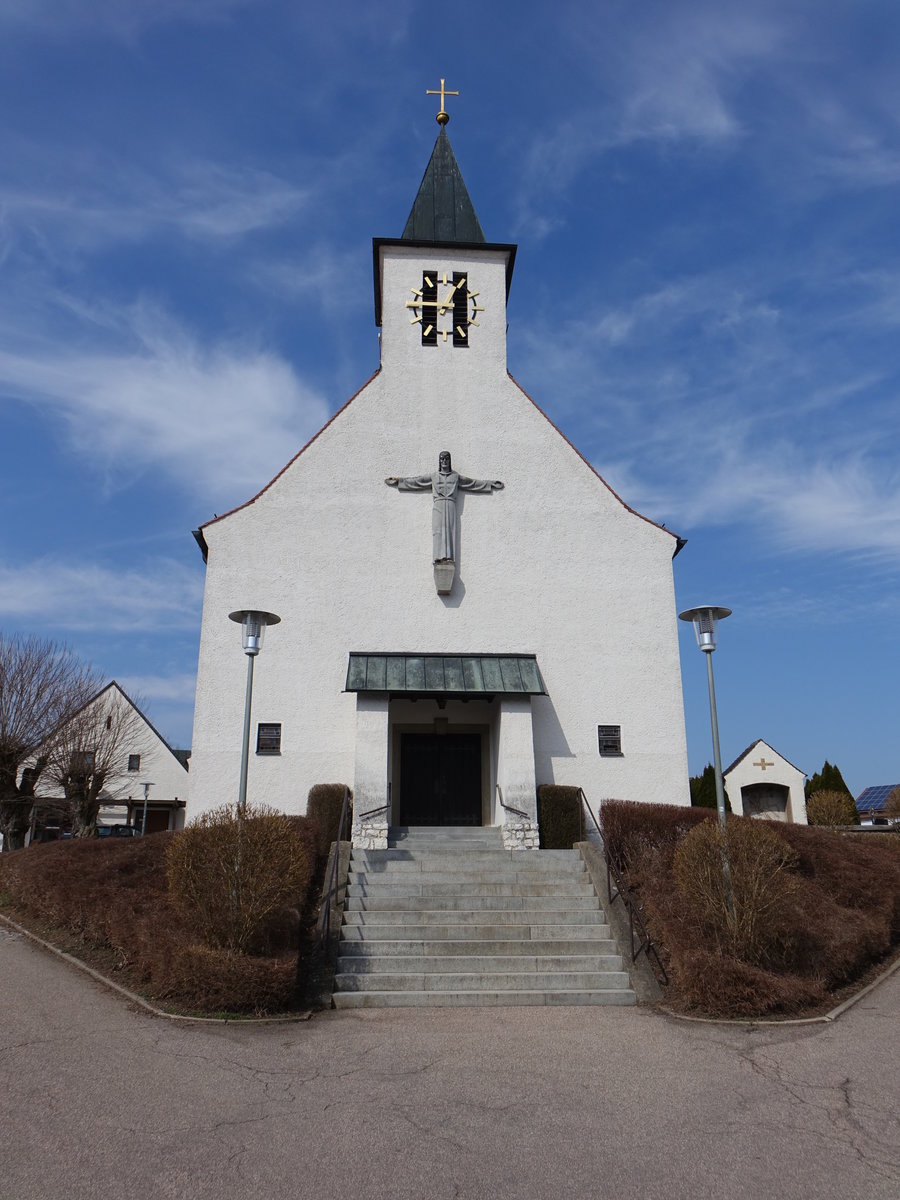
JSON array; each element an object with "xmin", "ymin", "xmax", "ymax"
[{"xmin": 601, "ymin": 800, "xmax": 900, "ymax": 1018}]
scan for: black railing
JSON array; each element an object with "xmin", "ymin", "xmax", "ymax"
[
  {"xmin": 317, "ymin": 785, "xmax": 352, "ymax": 948},
  {"xmin": 495, "ymin": 783, "xmax": 529, "ymax": 820},
  {"xmin": 578, "ymin": 788, "xmax": 668, "ymax": 986}
]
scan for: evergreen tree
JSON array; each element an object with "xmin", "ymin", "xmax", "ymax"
[
  {"xmin": 805, "ymin": 760, "xmax": 852, "ymax": 800},
  {"xmin": 690, "ymin": 764, "xmax": 731, "ymax": 812}
]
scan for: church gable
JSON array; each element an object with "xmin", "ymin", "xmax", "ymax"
[{"xmin": 189, "ymin": 100, "xmax": 690, "ymax": 843}]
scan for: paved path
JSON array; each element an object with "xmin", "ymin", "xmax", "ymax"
[{"xmin": 1, "ymin": 925, "xmax": 898, "ymax": 1200}]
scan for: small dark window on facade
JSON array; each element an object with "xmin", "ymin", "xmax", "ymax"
[
  {"xmin": 256, "ymin": 723, "xmax": 282, "ymax": 754},
  {"xmin": 71, "ymin": 750, "xmax": 95, "ymax": 772},
  {"xmin": 20, "ymin": 767, "xmax": 38, "ymax": 793},
  {"xmin": 598, "ymin": 725, "xmax": 623, "ymax": 756},
  {"xmin": 128, "ymin": 754, "xmax": 141, "ymax": 772}
]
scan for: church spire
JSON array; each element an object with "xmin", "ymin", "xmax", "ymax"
[{"xmin": 401, "ymin": 126, "xmax": 486, "ymax": 244}]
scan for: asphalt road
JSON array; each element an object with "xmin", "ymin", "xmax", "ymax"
[{"xmin": 1, "ymin": 925, "xmax": 898, "ymax": 1200}]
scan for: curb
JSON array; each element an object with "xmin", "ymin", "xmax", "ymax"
[
  {"xmin": 4, "ymin": 908, "xmax": 896, "ymax": 1029},
  {"xmin": 0, "ymin": 912, "xmax": 312, "ymax": 1026},
  {"xmin": 657, "ymin": 952, "xmax": 900, "ymax": 1027}
]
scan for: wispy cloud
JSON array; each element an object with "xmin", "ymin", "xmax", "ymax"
[
  {"xmin": 516, "ymin": 256, "xmax": 900, "ymax": 568},
  {"xmin": 512, "ymin": 1, "xmax": 790, "ymax": 236},
  {"xmin": 0, "ymin": 158, "xmax": 310, "ymax": 253},
  {"xmin": 0, "ymin": 299, "xmax": 331, "ymax": 507},
  {"xmin": 0, "ymin": 557, "xmax": 203, "ymax": 632},
  {"xmin": 0, "ymin": 0, "xmax": 251, "ymax": 40},
  {"xmin": 118, "ymin": 672, "xmax": 197, "ymax": 704}
]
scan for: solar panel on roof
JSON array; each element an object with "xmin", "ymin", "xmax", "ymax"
[{"xmin": 856, "ymin": 784, "xmax": 900, "ymax": 813}]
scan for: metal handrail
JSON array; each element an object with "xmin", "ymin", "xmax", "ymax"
[
  {"xmin": 495, "ymin": 783, "xmax": 528, "ymax": 820},
  {"xmin": 358, "ymin": 781, "xmax": 390, "ymax": 822},
  {"xmin": 578, "ymin": 788, "xmax": 668, "ymax": 985},
  {"xmin": 358, "ymin": 804, "xmax": 389, "ymax": 819},
  {"xmin": 317, "ymin": 786, "xmax": 351, "ymax": 947}
]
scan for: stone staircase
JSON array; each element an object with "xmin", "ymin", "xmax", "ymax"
[{"xmin": 332, "ymin": 826, "xmax": 635, "ymax": 1007}]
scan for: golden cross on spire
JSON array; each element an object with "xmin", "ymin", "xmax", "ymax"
[{"xmin": 426, "ymin": 77, "xmax": 459, "ymax": 126}]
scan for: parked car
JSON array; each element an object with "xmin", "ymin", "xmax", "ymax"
[{"xmin": 96, "ymin": 825, "xmax": 140, "ymax": 838}]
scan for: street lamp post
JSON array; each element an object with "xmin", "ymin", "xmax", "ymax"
[
  {"xmin": 679, "ymin": 605, "xmax": 734, "ymax": 914},
  {"xmin": 140, "ymin": 781, "xmax": 154, "ymax": 836},
  {"xmin": 678, "ymin": 606, "xmax": 732, "ymax": 832},
  {"xmin": 228, "ymin": 609, "xmax": 281, "ymax": 814}
]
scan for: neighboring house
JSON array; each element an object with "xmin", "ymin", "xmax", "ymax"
[
  {"xmin": 188, "ymin": 120, "xmax": 692, "ymax": 848},
  {"xmin": 856, "ymin": 785, "xmax": 900, "ymax": 827},
  {"xmin": 20, "ymin": 681, "xmax": 189, "ymax": 840},
  {"xmin": 723, "ymin": 740, "xmax": 808, "ymax": 824}
]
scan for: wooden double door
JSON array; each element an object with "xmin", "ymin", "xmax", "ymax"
[{"xmin": 398, "ymin": 732, "xmax": 483, "ymax": 826}]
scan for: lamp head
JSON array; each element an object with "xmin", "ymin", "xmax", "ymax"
[
  {"xmin": 679, "ymin": 606, "xmax": 731, "ymax": 653},
  {"xmin": 229, "ymin": 609, "xmax": 281, "ymax": 656}
]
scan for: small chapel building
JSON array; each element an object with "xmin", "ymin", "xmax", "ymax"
[
  {"xmin": 188, "ymin": 113, "xmax": 691, "ymax": 848},
  {"xmin": 723, "ymin": 739, "xmax": 808, "ymax": 824}
]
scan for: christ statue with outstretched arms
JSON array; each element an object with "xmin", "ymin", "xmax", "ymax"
[{"xmin": 385, "ymin": 450, "xmax": 503, "ymax": 564}]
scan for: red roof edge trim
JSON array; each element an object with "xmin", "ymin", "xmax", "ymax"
[
  {"xmin": 506, "ymin": 372, "xmax": 684, "ymax": 553},
  {"xmin": 199, "ymin": 368, "xmax": 383, "ymax": 531}
]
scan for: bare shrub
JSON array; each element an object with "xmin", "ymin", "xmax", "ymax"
[
  {"xmin": 600, "ymin": 799, "xmax": 711, "ymax": 872},
  {"xmin": 673, "ymin": 820, "xmax": 800, "ymax": 965},
  {"xmin": 668, "ymin": 949, "xmax": 826, "ymax": 1018},
  {"xmin": 0, "ymin": 827, "xmax": 323, "ymax": 1014},
  {"xmin": 806, "ymin": 789, "xmax": 858, "ymax": 827},
  {"xmin": 164, "ymin": 945, "xmax": 298, "ymax": 1014},
  {"xmin": 167, "ymin": 804, "xmax": 312, "ymax": 955}
]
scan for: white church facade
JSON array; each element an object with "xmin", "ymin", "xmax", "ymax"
[{"xmin": 188, "ymin": 119, "xmax": 691, "ymax": 848}]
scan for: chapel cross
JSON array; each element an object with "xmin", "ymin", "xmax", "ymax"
[
  {"xmin": 426, "ymin": 78, "xmax": 459, "ymax": 126},
  {"xmin": 385, "ymin": 450, "xmax": 503, "ymax": 594},
  {"xmin": 753, "ymin": 757, "xmax": 775, "ymax": 771}
]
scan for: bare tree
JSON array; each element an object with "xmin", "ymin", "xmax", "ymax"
[
  {"xmin": 41, "ymin": 684, "xmax": 150, "ymax": 838},
  {"xmin": 0, "ymin": 634, "xmax": 101, "ymax": 851},
  {"xmin": 884, "ymin": 787, "xmax": 900, "ymax": 821}
]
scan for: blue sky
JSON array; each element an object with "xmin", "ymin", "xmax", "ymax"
[{"xmin": 1, "ymin": 0, "xmax": 897, "ymax": 796}]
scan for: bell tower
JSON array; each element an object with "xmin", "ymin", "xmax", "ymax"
[{"xmin": 373, "ymin": 82, "xmax": 517, "ymax": 377}]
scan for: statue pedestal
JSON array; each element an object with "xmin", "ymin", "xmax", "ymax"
[{"xmin": 433, "ymin": 560, "xmax": 456, "ymax": 595}]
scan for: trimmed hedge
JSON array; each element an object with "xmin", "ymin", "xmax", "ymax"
[
  {"xmin": 537, "ymin": 785, "xmax": 584, "ymax": 849},
  {"xmin": 599, "ymin": 798, "xmax": 900, "ymax": 1017},
  {"xmin": 307, "ymin": 783, "xmax": 352, "ymax": 858},
  {"xmin": 0, "ymin": 812, "xmax": 323, "ymax": 1015},
  {"xmin": 167, "ymin": 803, "xmax": 313, "ymax": 955}
]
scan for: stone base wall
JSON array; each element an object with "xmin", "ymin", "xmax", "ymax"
[
  {"xmin": 351, "ymin": 815, "xmax": 388, "ymax": 850},
  {"xmin": 501, "ymin": 819, "xmax": 540, "ymax": 850}
]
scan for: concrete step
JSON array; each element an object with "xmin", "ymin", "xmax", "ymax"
[
  {"xmin": 389, "ymin": 826, "xmax": 503, "ymax": 844},
  {"xmin": 343, "ymin": 908, "xmax": 608, "ymax": 927},
  {"xmin": 345, "ymin": 880, "xmax": 595, "ymax": 899},
  {"xmin": 337, "ymin": 938, "xmax": 621, "ymax": 957},
  {"xmin": 332, "ymin": 990, "xmax": 636, "ymax": 1009},
  {"xmin": 340, "ymin": 923, "xmax": 613, "ymax": 942},
  {"xmin": 334, "ymin": 970, "xmax": 632, "ymax": 992},
  {"xmin": 347, "ymin": 865, "xmax": 586, "ymax": 884},
  {"xmin": 344, "ymin": 893, "xmax": 600, "ymax": 912},
  {"xmin": 337, "ymin": 954, "xmax": 626, "ymax": 974},
  {"xmin": 335, "ymin": 831, "xmax": 636, "ymax": 1008},
  {"xmin": 352, "ymin": 849, "xmax": 580, "ymax": 866}
]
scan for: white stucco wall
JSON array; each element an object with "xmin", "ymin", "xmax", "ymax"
[
  {"xmin": 188, "ymin": 241, "xmax": 690, "ymax": 824},
  {"xmin": 725, "ymin": 740, "xmax": 808, "ymax": 824}
]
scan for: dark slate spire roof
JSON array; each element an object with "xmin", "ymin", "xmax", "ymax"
[{"xmin": 401, "ymin": 127, "xmax": 485, "ymax": 243}]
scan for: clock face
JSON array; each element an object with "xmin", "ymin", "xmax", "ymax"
[{"xmin": 406, "ymin": 270, "xmax": 484, "ymax": 347}]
